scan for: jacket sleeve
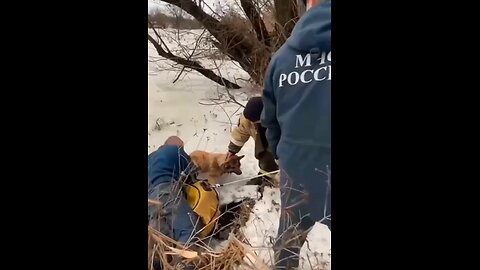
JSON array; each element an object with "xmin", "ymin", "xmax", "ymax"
[
  {"xmin": 228, "ymin": 115, "xmax": 252, "ymax": 153},
  {"xmin": 261, "ymin": 61, "xmax": 281, "ymax": 160}
]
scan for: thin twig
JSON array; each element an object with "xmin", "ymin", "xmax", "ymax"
[
  {"xmin": 148, "ymin": 199, "xmax": 163, "ymax": 206},
  {"xmin": 208, "ymin": 98, "xmax": 234, "ymax": 132},
  {"xmin": 149, "ymin": 20, "xmax": 173, "ymax": 55},
  {"xmin": 173, "ymin": 28, "xmax": 208, "ymax": 83},
  {"xmin": 198, "ymin": 100, "xmax": 229, "ymax": 106},
  {"xmin": 212, "ymin": 58, "xmax": 246, "ymax": 108}
]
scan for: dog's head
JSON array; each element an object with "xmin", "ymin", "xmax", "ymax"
[{"xmin": 221, "ymin": 154, "xmax": 245, "ymax": 175}]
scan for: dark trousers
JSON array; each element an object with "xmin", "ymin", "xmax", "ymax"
[
  {"xmin": 148, "ymin": 181, "xmax": 203, "ymax": 244},
  {"xmin": 258, "ymin": 150, "xmax": 279, "ymax": 173},
  {"xmin": 274, "ymin": 168, "xmax": 331, "ymax": 269},
  {"xmin": 246, "ymin": 151, "xmax": 279, "ymax": 186}
]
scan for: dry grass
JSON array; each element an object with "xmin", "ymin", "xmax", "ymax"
[
  {"xmin": 147, "ymin": 187, "xmax": 330, "ymax": 270},
  {"xmin": 148, "ymin": 196, "xmax": 269, "ymax": 270},
  {"xmin": 148, "ymin": 226, "xmax": 271, "ymax": 270}
]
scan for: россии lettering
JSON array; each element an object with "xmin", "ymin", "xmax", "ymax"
[{"xmin": 279, "ymin": 51, "xmax": 331, "ymax": 87}]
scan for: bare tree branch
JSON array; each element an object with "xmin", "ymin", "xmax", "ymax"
[
  {"xmin": 172, "ymin": 65, "xmax": 187, "ymax": 84},
  {"xmin": 149, "ymin": 21, "xmax": 174, "ymax": 55},
  {"xmin": 150, "ymin": 0, "xmax": 301, "ymax": 88},
  {"xmin": 172, "ymin": 29, "xmax": 207, "ymax": 83},
  {"xmin": 148, "ymin": 34, "xmax": 241, "ymax": 89},
  {"xmin": 160, "ymin": 0, "xmax": 258, "ymax": 80},
  {"xmin": 199, "ymin": 0, "xmax": 223, "ymax": 19},
  {"xmin": 240, "ymin": 0, "xmax": 271, "ymax": 47},
  {"xmin": 274, "ymin": 0, "xmax": 299, "ymax": 44}
]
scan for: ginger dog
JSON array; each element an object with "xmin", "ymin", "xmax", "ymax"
[{"xmin": 189, "ymin": 150, "xmax": 245, "ymax": 184}]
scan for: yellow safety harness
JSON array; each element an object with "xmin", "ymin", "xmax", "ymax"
[{"xmin": 184, "ymin": 180, "xmax": 220, "ymax": 238}]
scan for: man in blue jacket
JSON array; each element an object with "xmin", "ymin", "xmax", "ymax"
[
  {"xmin": 148, "ymin": 136, "xmax": 201, "ymax": 244},
  {"xmin": 261, "ymin": 0, "xmax": 331, "ymax": 268}
]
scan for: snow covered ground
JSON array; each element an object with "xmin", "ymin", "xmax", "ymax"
[{"xmin": 148, "ymin": 28, "xmax": 330, "ymax": 269}]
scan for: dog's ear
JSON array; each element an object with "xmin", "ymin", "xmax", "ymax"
[{"xmin": 237, "ymin": 155, "xmax": 245, "ymax": 160}]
